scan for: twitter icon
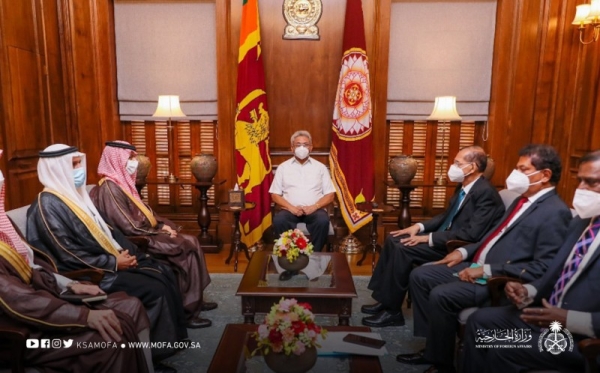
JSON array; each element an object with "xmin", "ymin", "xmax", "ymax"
[{"xmin": 63, "ymin": 339, "xmax": 74, "ymax": 348}]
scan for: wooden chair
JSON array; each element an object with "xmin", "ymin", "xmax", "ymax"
[{"xmin": 269, "ymin": 163, "xmax": 342, "ymax": 252}]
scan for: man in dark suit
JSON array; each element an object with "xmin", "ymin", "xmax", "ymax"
[
  {"xmin": 399, "ymin": 144, "xmax": 573, "ymax": 373},
  {"xmin": 362, "ymin": 146, "xmax": 505, "ymax": 327},
  {"xmin": 462, "ymin": 150, "xmax": 600, "ymax": 373}
]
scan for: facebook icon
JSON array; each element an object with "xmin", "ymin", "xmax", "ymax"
[{"xmin": 40, "ymin": 339, "xmax": 50, "ymax": 348}]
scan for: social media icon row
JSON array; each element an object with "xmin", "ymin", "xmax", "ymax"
[{"xmin": 26, "ymin": 339, "xmax": 73, "ymax": 349}]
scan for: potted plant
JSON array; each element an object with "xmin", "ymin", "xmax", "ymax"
[
  {"xmin": 273, "ymin": 229, "xmax": 314, "ymax": 272},
  {"xmin": 253, "ymin": 298, "xmax": 327, "ymax": 373}
]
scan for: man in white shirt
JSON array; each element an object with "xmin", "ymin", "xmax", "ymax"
[
  {"xmin": 269, "ymin": 130, "xmax": 335, "ymax": 259},
  {"xmin": 462, "ymin": 150, "xmax": 600, "ymax": 373},
  {"xmin": 400, "ymin": 144, "xmax": 572, "ymax": 373}
]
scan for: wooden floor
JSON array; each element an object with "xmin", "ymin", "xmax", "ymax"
[{"xmin": 205, "ymin": 245, "xmax": 376, "ymax": 276}]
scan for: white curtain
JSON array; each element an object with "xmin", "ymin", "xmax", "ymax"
[
  {"xmin": 114, "ymin": 2, "xmax": 217, "ymax": 121},
  {"xmin": 387, "ymin": 0, "xmax": 497, "ymax": 121}
]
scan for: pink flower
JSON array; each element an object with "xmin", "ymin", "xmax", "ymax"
[
  {"xmin": 272, "ymin": 342, "xmax": 283, "ymax": 353},
  {"xmin": 281, "ymin": 328, "xmax": 295, "ymax": 344},
  {"xmin": 258, "ymin": 324, "xmax": 269, "ymax": 339},
  {"xmin": 278, "ymin": 298, "xmax": 297, "ymax": 312},
  {"xmin": 292, "ymin": 341, "xmax": 306, "ymax": 355}
]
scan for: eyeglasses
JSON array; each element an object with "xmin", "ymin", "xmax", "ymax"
[{"xmin": 293, "ymin": 143, "xmax": 310, "ymax": 148}]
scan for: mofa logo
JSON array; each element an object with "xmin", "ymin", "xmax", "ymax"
[{"xmin": 537, "ymin": 321, "xmax": 574, "ymax": 355}]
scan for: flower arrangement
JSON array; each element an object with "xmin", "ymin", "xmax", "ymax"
[
  {"xmin": 273, "ymin": 228, "xmax": 314, "ymax": 262},
  {"xmin": 253, "ymin": 298, "xmax": 326, "ymax": 356}
]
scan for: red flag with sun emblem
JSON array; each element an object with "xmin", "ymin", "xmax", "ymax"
[{"xmin": 329, "ymin": 0, "xmax": 373, "ymax": 233}]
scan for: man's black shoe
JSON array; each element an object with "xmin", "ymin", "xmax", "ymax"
[
  {"xmin": 396, "ymin": 350, "xmax": 429, "ymax": 365},
  {"xmin": 361, "ymin": 310, "xmax": 405, "ymax": 327},
  {"xmin": 361, "ymin": 302, "xmax": 385, "ymax": 315},
  {"xmin": 186, "ymin": 317, "xmax": 212, "ymax": 329},
  {"xmin": 201, "ymin": 301, "xmax": 218, "ymax": 311},
  {"xmin": 278, "ymin": 270, "xmax": 298, "ymax": 281}
]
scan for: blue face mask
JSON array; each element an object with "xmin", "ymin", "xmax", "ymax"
[{"xmin": 73, "ymin": 168, "xmax": 86, "ymax": 188}]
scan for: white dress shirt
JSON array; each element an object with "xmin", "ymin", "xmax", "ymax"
[{"xmin": 269, "ymin": 157, "xmax": 336, "ymax": 206}]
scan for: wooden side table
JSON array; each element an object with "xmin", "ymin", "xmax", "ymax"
[
  {"xmin": 385, "ymin": 181, "xmax": 416, "ymax": 228},
  {"xmin": 219, "ymin": 202, "xmax": 256, "ymax": 272},
  {"xmin": 137, "ymin": 179, "xmax": 225, "ymax": 252},
  {"xmin": 356, "ymin": 202, "xmax": 395, "ymax": 273}
]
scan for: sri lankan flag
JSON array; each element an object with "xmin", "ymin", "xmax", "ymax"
[
  {"xmin": 329, "ymin": 0, "xmax": 373, "ymax": 233},
  {"xmin": 234, "ymin": 0, "xmax": 273, "ymax": 247}
]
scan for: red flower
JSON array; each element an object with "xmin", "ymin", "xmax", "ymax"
[
  {"xmin": 269, "ymin": 329, "xmax": 283, "ymax": 344},
  {"xmin": 280, "ymin": 249, "xmax": 287, "ymax": 257},
  {"xmin": 296, "ymin": 237, "xmax": 307, "ymax": 249},
  {"xmin": 292, "ymin": 321, "xmax": 306, "ymax": 334},
  {"xmin": 298, "ymin": 302, "xmax": 312, "ymax": 311}
]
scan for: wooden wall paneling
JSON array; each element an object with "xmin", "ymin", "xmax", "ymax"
[
  {"xmin": 487, "ymin": 0, "xmax": 549, "ymax": 186},
  {"xmin": 259, "ymin": 0, "xmax": 345, "ymax": 150},
  {"xmin": 60, "ymin": 0, "xmax": 120, "ymax": 184},
  {"xmin": 529, "ymin": 0, "xmax": 564, "ymax": 145},
  {"xmin": 369, "ymin": 0, "xmax": 391, "ymax": 203},
  {"xmin": 216, "ymin": 0, "xmax": 234, "ymax": 245},
  {"xmin": 0, "ymin": 0, "xmax": 55, "ymax": 208},
  {"xmin": 42, "ymin": 0, "xmax": 70, "ymax": 145}
]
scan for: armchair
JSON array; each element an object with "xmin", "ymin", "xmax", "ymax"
[{"xmin": 6, "ymin": 204, "xmax": 104, "ymax": 284}]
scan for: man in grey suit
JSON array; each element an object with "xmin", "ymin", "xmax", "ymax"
[
  {"xmin": 362, "ymin": 146, "xmax": 505, "ymax": 327},
  {"xmin": 399, "ymin": 144, "xmax": 573, "ymax": 373},
  {"xmin": 462, "ymin": 150, "xmax": 600, "ymax": 373}
]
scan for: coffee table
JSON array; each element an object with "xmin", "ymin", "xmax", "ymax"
[
  {"xmin": 236, "ymin": 251, "xmax": 357, "ymax": 325},
  {"xmin": 207, "ymin": 324, "xmax": 383, "ymax": 373}
]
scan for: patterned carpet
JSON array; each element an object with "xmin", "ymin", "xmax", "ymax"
[{"xmin": 163, "ymin": 274, "xmax": 429, "ymax": 373}]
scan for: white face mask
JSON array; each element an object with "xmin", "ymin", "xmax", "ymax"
[
  {"xmin": 294, "ymin": 146, "xmax": 309, "ymax": 160},
  {"xmin": 0, "ymin": 170, "xmax": 4, "ymax": 190},
  {"xmin": 573, "ymin": 189, "xmax": 600, "ymax": 219},
  {"xmin": 447, "ymin": 163, "xmax": 473, "ymax": 183},
  {"xmin": 126, "ymin": 159, "xmax": 139, "ymax": 175},
  {"xmin": 505, "ymin": 169, "xmax": 542, "ymax": 194}
]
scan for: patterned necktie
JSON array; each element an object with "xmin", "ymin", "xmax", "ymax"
[
  {"xmin": 438, "ymin": 189, "xmax": 466, "ymax": 232},
  {"xmin": 549, "ymin": 217, "xmax": 600, "ymax": 306},
  {"xmin": 473, "ymin": 196, "xmax": 529, "ymax": 263}
]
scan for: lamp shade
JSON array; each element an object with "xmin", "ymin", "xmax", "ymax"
[
  {"xmin": 427, "ymin": 96, "xmax": 462, "ymax": 121},
  {"xmin": 589, "ymin": 0, "xmax": 600, "ymax": 18},
  {"xmin": 572, "ymin": 4, "xmax": 592, "ymax": 25},
  {"xmin": 152, "ymin": 95, "xmax": 186, "ymax": 118}
]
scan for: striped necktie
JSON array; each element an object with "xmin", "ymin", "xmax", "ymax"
[
  {"xmin": 438, "ymin": 189, "xmax": 466, "ymax": 232},
  {"xmin": 549, "ymin": 217, "xmax": 600, "ymax": 306}
]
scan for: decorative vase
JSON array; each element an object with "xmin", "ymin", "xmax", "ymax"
[
  {"xmin": 277, "ymin": 254, "xmax": 310, "ymax": 272},
  {"xmin": 388, "ymin": 155, "xmax": 418, "ymax": 185},
  {"xmin": 263, "ymin": 346, "xmax": 317, "ymax": 373},
  {"xmin": 135, "ymin": 154, "xmax": 152, "ymax": 185},
  {"xmin": 190, "ymin": 154, "xmax": 217, "ymax": 182},
  {"xmin": 483, "ymin": 155, "xmax": 495, "ymax": 180}
]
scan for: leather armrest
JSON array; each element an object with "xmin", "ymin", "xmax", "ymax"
[
  {"xmin": 487, "ymin": 277, "xmax": 524, "ymax": 306},
  {"xmin": 578, "ymin": 338, "xmax": 600, "ymax": 373},
  {"xmin": 61, "ymin": 269, "xmax": 104, "ymax": 284},
  {"xmin": 446, "ymin": 240, "xmax": 473, "ymax": 253}
]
